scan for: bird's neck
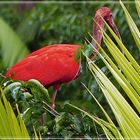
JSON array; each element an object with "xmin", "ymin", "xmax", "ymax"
[
  {"xmin": 91, "ymin": 16, "xmax": 105, "ymax": 60},
  {"xmin": 93, "ymin": 16, "xmax": 104, "ymax": 47}
]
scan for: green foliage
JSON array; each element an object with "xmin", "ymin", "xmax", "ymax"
[
  {"xmin": 0, "ymin": 75, "xmax": 102, "ymax": 138},
  {"xmin": 0, "ymin": 1, "xmax": 140, "ymax": 139},
  {"xmin": 0, "ymin": 90, "xmax": 30, "ymax": 139},
  {"xmin": 16, "ymin": 5, "xmax": 46, "ymax": 44},
  {"xmin": 0, "ymin": 18, "xmax": 29, "ymax": 68},
  {"xmin": 23, "ymin": 79, "xmax": 50, "ymax": 102}
]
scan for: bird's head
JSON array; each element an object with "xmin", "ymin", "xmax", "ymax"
[
  {"xmin": 95, "ymin": 7, "xmax": 112, "ymax": 18},
  {"xmin": 91, "ymin": 7, "xmax": 121, "ymax": 60},
  {"xmin": 95, "ymin": 7, "xmax": 121, "ymax": 40}
]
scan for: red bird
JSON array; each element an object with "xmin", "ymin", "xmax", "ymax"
[{"xmin": 6, "ymin": 7, "xmax": 121, "ymax": 109}]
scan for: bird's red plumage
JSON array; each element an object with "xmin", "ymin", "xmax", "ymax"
[{"xmin": 6, "ymin": 44, "xmax": 81, "ymax": 86}]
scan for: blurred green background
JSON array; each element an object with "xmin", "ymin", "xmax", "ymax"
[{"xmin": 0, "ymin": 0, "xmax": 139, "ymax": 129}]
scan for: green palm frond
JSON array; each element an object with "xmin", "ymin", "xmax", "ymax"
[
  {"xmin": 88, "ymin": 60, "xmax": 140, "ymax": 138},
  {"xmin": 120, "ymin": 1, "xmax": 140, "ymax": 50},
  {"xmin": 0, "ymin": 89, "xmax": 30, "ymax": 138}
]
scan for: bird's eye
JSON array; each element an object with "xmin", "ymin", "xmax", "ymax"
[{"xmin": 110, "ymin": 14, "xmax": 112, "ymax": 18}]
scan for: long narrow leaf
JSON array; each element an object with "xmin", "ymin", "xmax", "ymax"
[
  {"xmin": 103, "ymin": 18, "xmax": 140, "ymax": 75},
  {"xmin": 0, "ymin": 89, "xmax": 30, "ymax": 139},
  {"xmin": 98, "ymin": 50, "xmax": 140, "ymax": 112},
  {"xmin": 87, "ymin": 38, "xmax": 140, "ymax": 113},
  {"xmin": 16, "ymin": 104, "xmax": 30, "ymax": 138},
  {"xmin": 135, "ymin": 0, "xmax": 140, "ymax": 17},
  {"xmin": 88, "ymin": 61, "xmax": 140, "ymax": 138},
  {"xmin": 82, "ymin": 82, "xmax": 115, "ymax": 125},
  {"xmin": 120, "ymin": 0, "xmax": 140, "ymax": 50},
  {"xmin": 103, "ymin": 31, "xmax": 140, "ymax": 95},
  {"xmin": 67, "ymin": 103, "xmax": 123, "ymax": 139},
  {"xmin": 0, "ymin": 18, "xmax": 29, "ymax": 68}
]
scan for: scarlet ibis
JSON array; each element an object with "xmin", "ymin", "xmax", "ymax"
[{"xmin": 6, "ymin": 7, "xmax": 121, "ymax": 109}]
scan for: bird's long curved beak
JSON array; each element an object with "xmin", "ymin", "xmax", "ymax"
[{"xmin": 107, "ymin": 18, "xmax": 122, "ymax": 41}]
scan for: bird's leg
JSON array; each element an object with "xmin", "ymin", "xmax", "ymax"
[
  {"xmin": 51, "ymin": 84, "xmax": 60, "ymax": 110},
  {"xmin": 40, "ymin": 85, "xmax": 60, "ymax": 125}
]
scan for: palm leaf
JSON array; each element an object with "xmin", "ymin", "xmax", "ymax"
[{"xmin": 0, "ymin": 89, "xmax": 30, "ymax": 138}]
